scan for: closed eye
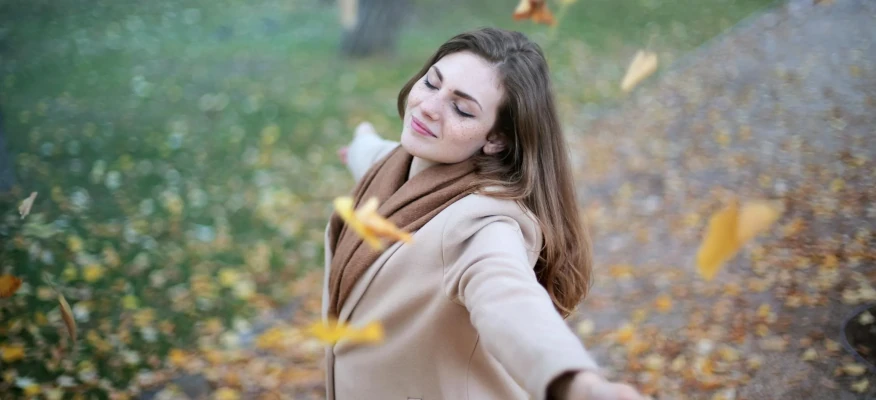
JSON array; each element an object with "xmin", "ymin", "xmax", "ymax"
[{"xmin": 423, "ymin": 77, "xmax": 474, "ymax": 118}]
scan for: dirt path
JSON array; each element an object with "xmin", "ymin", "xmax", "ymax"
[{"xmin": 568, "ymin": 0, "xmax": 876, "ymax": 398}]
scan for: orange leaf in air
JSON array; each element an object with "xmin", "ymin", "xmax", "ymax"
[
  {"xmin": 0, "ymin": 275, "xmax": 23, "ymax": 298},
  {"xmin": 620, "ymin": 50, "xmax": 659, "ymax": 92},
  {"xmin": 334, "ymin": 197, "xmax": 413, "ymax": 251},
  {"xmin": 307, "ymin": 319, "xmax": 384, "ymax": 345},
  {"xmin": 696, "ymin": 199, "xmax": 784, "ymax": 280},
  {"xmin": 512, "ymin": 0, "xmax": 556, "ymax": 26}
]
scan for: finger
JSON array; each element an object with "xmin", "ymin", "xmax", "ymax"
[{"xmin": 354, "ymin": 122, "xmax": 377, "ymax": 137}]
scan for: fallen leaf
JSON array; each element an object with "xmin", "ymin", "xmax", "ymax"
[
  {"xmin": 512, "ymin": 0, "xmax": 556, "ymax": 26},
  {"xmin": 858, "ymin": 311, "xmax": 874, "ymax": 325},
  {"xmin": 851, "ymin": 379, "xmax": 869, "ymax": 393},
  {"xmin": 620, "ymin": 50, "xmax": 659, "ymax": 92},
  {"xmin": 307, "ymin": 319, "xmax": 384, "ymax": 345},
  {"xmin": 843, "ymin": 363, "xmax": 867, "ymax": 376},
  {"xmin": 58, "ymin": 294, "xmax": 77, "ymax": 343},
  {"xmin": 576, "ymin": 319, "xmax": 595, "ymax": 337},
  {"xmin": 0, "ymin": 275, "xmax": 23, "ymax": 298},
  {"xmin": 214, "ymin": 387, "xmax": 241, "ymax": 400},
  {"xmin": 0, "ymin": 343, "xmax": 25, "ymax": 362},
  {"xmin": 654, "ymin": 294, "xmax": 673, "ymax": 313},
  {"xmin": 19, "ymin": 192, "xmax": 38, "ymax": 218},
  {"xmin": 334, "ymin": 197, "xmax": 413, "ymax": 250},
  {"xmin": 801, "ymin": 348, "xmax": 817, "ymax": 361}
]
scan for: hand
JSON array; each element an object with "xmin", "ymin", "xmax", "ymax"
[
  {"xmin": 338, "ymin": 122, "xmax": 380, "ymax": 165},
  {"xmin": 566, "ymin": 372, "xmax": 644, "ymax": 400}
]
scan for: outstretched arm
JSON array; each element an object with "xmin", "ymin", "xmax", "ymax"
[
  {"xmin": 337, "ymin": 122, "xmax": 399, "ymax": 182},
  {"xmin": 443, "ymin": 216, "xmax": 643, "ymax": 400}
]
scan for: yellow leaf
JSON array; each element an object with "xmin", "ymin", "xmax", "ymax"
[
  {"xmin": 82, "ymin": 264, "xmax": 105, "ymax": 282},
  {"xmin": 620, "ymin": 50, "xmax": 659, "ymax": 92},
  {"xmin": 122, "ymin": 295, "xmax": 139, "ymax": 310},
  {"xmin": 218, "ymin": 268, "xmax": 239, "ymax": 288},
  {"xmin": 0, "ymin": 275, "xmax": 23, "ymax": 298},
  {"xmin": 696, "ymin": 201, "xmax": 740, "ymax": 281},
  {"xmin": 23, "ymin": 383, "xmax": 41, "ymax": 396},
  {"xmin": 334, "ymin": 197, "xmax": 413, "ymax": 251},
  {"xmin": 512, "ymin": 0, "xmax": 556, "ymax": 26},
  {"xmin": 168, "ymin": 349, "xmax": 189, "ymax": 368},
  {"xmin": 654, "ymin": 294, "xmax": 673, "ymax": 313},
  {"xmin": 58, "ymin": 294, "xmax": 77, "ymax": 343},
  {"xmin": 214, "ymin": 387, "xmax": 240, "ymax": 400},
  {"xmin": 851, "ymin": 379, "xmax": 869, "ymax": 393},
  {"xmin": 306, "ymin": 319, "xmax": 384, "ymax": 346},
  {"xmin": 736, "ymin": 200, "xmax": 784, "ymax": 244},
  {"xmin": 801, "ymin": 348, "xmax": 817, "ymax": 361},
  {"xmin": 19, "ymin": 192, "xmax": 38, "ymax": 219},
  {"xmin": 843, "ymin": 363, "xmax": 867, "ymax": 376},
  {"xmin": 0, "ymin": 343, "xmax": 25, "ymax": 362}
]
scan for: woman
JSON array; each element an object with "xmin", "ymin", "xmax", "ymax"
[{"xmin": 325, "ymin": 28, "xmax": 643, "ymax": 400}]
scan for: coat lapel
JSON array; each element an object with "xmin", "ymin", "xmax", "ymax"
[{"xmin": 338, "ymin": 239, "xmax": 406, "ymax": 322}]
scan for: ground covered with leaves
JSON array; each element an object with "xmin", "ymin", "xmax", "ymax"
[{"xmin": 4, "ymin": 0, "xmax": 875, "ymax": 399}]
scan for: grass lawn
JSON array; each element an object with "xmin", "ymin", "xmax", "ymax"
[{"xmin": 0, "ymin": 0, "xmax": 774, "ymax": 396}]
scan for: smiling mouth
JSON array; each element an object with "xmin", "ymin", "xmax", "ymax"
[{"xmin": 411, "ymin": 116, "xmax": 436, "ymax": 138}]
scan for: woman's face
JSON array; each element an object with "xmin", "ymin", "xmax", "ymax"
[{"xmin": 400, "ymin": 51, "xmax": 505, "ymax": 164}]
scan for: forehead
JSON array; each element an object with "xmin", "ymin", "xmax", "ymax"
[{"xmin": 433, "ymin": 51, "xmax": 503, "ymax": 105}]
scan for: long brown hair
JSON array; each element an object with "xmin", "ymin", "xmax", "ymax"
[{"xmin": 397, "ymin": 27, "xmax": 592, "ymax": 318}]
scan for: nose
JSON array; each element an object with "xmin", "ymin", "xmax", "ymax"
[{"xmin": 419, "ymin": 92, "xmax": 441, "ymax": 121}]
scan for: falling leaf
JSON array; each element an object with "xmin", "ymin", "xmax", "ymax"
[
  {"xmin": 696, "ymin": 199, "xmax": 784, "ymax": 280},
  {"xmin": 512, "ymin": 0, "xmax": 556, "ymax": 26},
  {"xmin": 19, "ymin": 192, "xmax": 38, "ymax": 219},
  {"xmin": 334, "ymin": 197, "xmax": 413, "ymax": 250},
  {"xmin": 620, "ymin": 50, "xmax": 659, "ymax": 92},
  {"xmin": 0, "ymin": 275, "xmax": 23, "ymax": 298},
  {"xmin": 306, "ymin": 319, "xmax": 384, "ymax": 345},
  {"xmin": 58, "ymin": 294, "xmax": 77, "ymax": 343},
  {"xmin": 736, "ymin": 200, "xmax": 784, "ymax": 243},
  {"xmin": 696, "ymin": 201, "xmax": 740, "ymax": 281}
]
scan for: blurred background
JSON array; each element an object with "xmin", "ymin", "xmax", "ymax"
[{"xmin": 1, "ymin": 0, "xmax": 874, "ymax": 399}]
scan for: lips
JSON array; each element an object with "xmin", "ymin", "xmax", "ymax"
[{"xmin": 411, "ymin": 116, "xmax": 436, "ymax": 138}]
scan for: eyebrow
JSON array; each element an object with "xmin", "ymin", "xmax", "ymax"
[{"xmin": 432, "ymin": 66, "xmax": 483, "ymax": 111}]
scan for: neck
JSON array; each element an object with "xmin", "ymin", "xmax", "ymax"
[{"xmin": 408, "ymin": 156, "xmax": 438, "ymax": 180}]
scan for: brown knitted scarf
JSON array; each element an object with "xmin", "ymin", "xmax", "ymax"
[{"xmin": 327, "ymin": 145, "xmax": 479, "ymax": 318}]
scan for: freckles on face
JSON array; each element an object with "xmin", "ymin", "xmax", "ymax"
[{"xmin": 400, "ymin": 51, "xmax": 504, "ymax": 165}]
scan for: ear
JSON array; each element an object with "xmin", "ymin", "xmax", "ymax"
[{"xmin": 482, "ymin": 132, "xmax": 506, "ymax": 155}]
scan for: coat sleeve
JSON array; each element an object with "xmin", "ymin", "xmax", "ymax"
[
  {"xmin": 346, "ymin": 131, "xmax": 399, "ymax": 182},
  {"xmin": 442, "ymin": 211, "xmax": 599, "ymax": 400}
]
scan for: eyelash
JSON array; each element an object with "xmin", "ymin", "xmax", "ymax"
[{"xmin": 424, "ymin": 77, "xmax": 474, "ymax": 118}]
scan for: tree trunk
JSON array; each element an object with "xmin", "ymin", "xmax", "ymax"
[{"xmin": 340, "ymin": 0, "xmax": 408, "ymax": 58}]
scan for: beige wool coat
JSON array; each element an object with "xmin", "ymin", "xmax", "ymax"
[{"xmin": 322, "ymin": 132, "xmax": 599, "ymax": 400}]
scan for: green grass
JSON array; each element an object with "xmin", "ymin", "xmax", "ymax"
[{"xmin": 0, "ymin": 0, "xmax": 773, "ymax": 396}]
